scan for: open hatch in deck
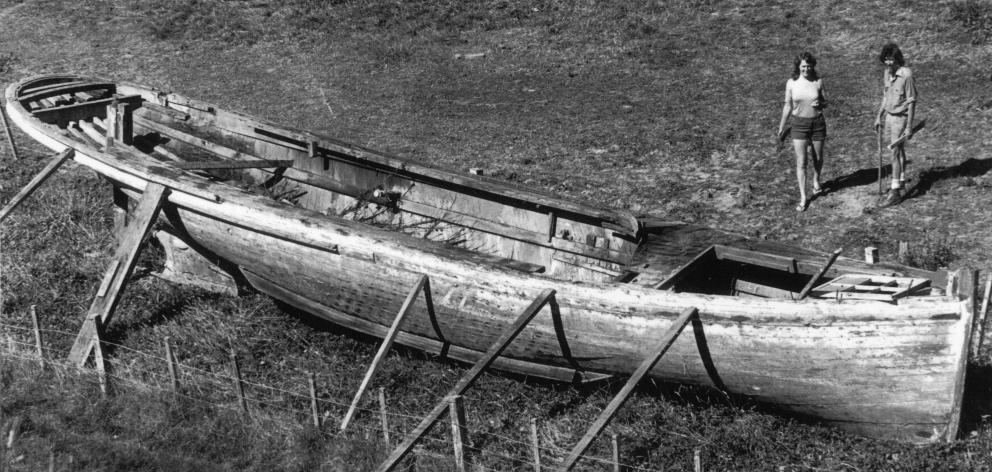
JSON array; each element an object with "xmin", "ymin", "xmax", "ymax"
[{"xmin": 651, "ymin": 244, "xmax": 933, "ymax": 301}]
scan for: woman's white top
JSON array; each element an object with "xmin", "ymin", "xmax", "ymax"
[{"xmin": 784, "ymin": 77, "xmax": 824, "ymax": 118}]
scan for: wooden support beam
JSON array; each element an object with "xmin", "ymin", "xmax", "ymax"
[
  {"xmin": 67, "ymin": 183, "xmax": 168, "ymax": 366},
  {"xmin": 375, "ymin": 289, "xmax": 558, "ymax": 472},
  {"xmin": 0, "ymin": 101, "xmax": 19, "ymax": 160},
  {"xmin": 797, "ymin": 248, "xmax": 843, "ymax": 300},
  {"xmin": 379, "ymin": 387, "xmax": 390, "ymax": 446},
  {"xmin": 0, "ymin": 149, "xmax": 74, "ymax": 223},
  {"xmin": 171, "ymin": 159, "xmax": 294, "ymax": 170},
  {"xmin": 341, "ymin": 274, "xmax": 430, "ymax": 432},
  {"xmin": 560, "ymin": 307, "xmax": 698, "ymax": 471},
  {"xmin": 530, "ymin": 418, "xmax": 540, "ymax": 472},
  {"xmin": 231, "ymin": 349, "xmax": 249, "ymax": 416}
]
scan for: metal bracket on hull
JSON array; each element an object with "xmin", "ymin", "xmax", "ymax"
[{"xmin": 67, "ymin": 183, "xmax": 168, "ymax": 367}]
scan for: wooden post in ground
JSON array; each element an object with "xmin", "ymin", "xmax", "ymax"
[
  {"xmin": 164, "ymin": 337, "xmax": 178, "ymax": 393},
  {"xmin": 341, "ymin": 274, "xmax": 431, "ymax": 432},
  {"xmin": 611, "ymin": 433, "xmax": 620, "ymax": 472},
  {"xmin": 449, "ymin": 395, "xmax": 469, "ymax": 472},
  {"xmin": 30, "ymin": 306, "xmax": 44, "ymax": 370},
  {"xmin": 560, "ymin": 307, "xmax": 698, "ymax": 471},
  {"xmin": 974, "ymin": 278, "xmax": 992, "ymax": 358},
  {"xmin": 68, "ymin": 183, "xmax": 168, "ymax": 367},
  {"xmin": 530, "ymin": 418, "xmax": 540, "ymax": 472},
  {"xmin": 230, "ymin": 349, "xmax": 248, "ymax": 417},
  {"xmin": 376, "ymin": 289, "xmax": 558, "ymax": 472},
  {"xmin": 0, "ymin": 101, "xmax": 18, "ymax": 161},
  {"xmin": 0, "ymin": 149, "xmax": 74, "ymax": 223},
  {"xmin": 898, "ymin": 241, "xmax": 909, "ymax": 263},
  {"xmin": 91, "ymin": 316, "xmax": 109, "ymax": 397},
  {"xmin": 308, "ymin": 372, "xmax": 320, "ymax": 428},
  {"xmin": 379, "ymin": 387, "xmax": 390, "ymax": 446},
  {"xmin": 694, "ymin": 449, "xmax": 702, "ymax": 472}
]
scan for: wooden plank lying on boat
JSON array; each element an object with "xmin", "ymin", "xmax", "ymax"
[{"xmin": 171, "ymin": 159, "xmax": 294, "ymax": 170}]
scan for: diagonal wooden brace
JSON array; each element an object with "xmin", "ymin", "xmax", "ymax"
[
  {"xmin": 341, "ymin": 274, "xmax": 433, "ymax": 432},
  {"xmin": 376, "ymin": 289, "xmax": 557, "ymax": 472},
  {"xmin": 68, "ymin": 183, "xmax": 168, "ymax": 367},
  {"xmin": 0, "ymin": 149, "xmax": 74, "ymax": 223},
  {"xmin": 560, "ymin": 307, "xmax": 699, "ymax": 471}
]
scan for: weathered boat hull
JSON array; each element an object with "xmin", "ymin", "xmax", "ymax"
[{"xmin": 4, "ymin": 75, "xmax": 975, "ymax": 442}]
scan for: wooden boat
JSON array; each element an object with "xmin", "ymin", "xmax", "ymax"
[{"xmin": 4, "ymin": 74, "xmax": 977, "ymax": 443}]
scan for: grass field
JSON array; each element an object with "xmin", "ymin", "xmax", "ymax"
[{"xmin": 3, "ymin": 0, "xmax": 992, "ymax": 470}]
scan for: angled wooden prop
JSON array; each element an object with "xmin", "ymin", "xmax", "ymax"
[
  {"xmin": 341, "ymin": 274, "xmax": 432, "ymax": 432},
  {"xmin": 0, "ymin": 149, "xmax": 74, "ymax": 223},
  {"xmin": 560, "ymin": 307, "xmax": 698, "ymax": 471},
  {"xmin": 0, "ymin": 101, "xmax": 19, "ymax": 160},
  {"xmin": 797, "ymin": 248, "xmax": 843, "ymax": 300},
  {"xmin": 68, "ymin": 183, "xmax": 169, "ymax": 366},
  {"xmin": 376, "ymin": 289, "xmax": 558, "ymax": 472}
]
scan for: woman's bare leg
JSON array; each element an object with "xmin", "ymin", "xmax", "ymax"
[{"xmin": 792, "ymin": 139, "xmax": 809, "ymax": 208}]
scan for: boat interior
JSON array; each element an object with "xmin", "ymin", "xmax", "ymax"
[{"xmin": 14, "ymin": 77, "xmax": 945, "ymax": 299}]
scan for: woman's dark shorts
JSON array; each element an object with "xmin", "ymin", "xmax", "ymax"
[{"xmin": 790, "ymin": 114, "xmax": 827, "ymax": 141}]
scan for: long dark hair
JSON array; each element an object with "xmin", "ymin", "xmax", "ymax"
[
  {"xmin": 878, "ymin": 42, "xmax": 905, "ymax": 66},
  {"xmin": 791, "ymin": 52, "xmax": 819, "ymax": 80}
]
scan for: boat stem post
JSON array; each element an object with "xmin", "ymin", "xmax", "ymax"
[
  {"xmin": 559, "ymin": 306, "xmax": 698, "ymax": 471},
  {"xmin": 375, "ymin": 289, "xmax": 557, "ymax": 472},
  {"xmin": 341, "ymin": 274, "xmax": 430, "ymax": 432},
  {"xmin": 0, "ymin": 149, "xmax": 74, "ymax": 223},
  {"xmin": 67, "ymin": 183, "xmax": 168, "ymax": 367}
]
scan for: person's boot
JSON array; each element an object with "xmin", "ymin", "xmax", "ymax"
[{"xmin": 882, "ymin": 188, "xmax": 903, "ymax": 206}]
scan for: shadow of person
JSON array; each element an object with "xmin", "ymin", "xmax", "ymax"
[
  {"xmin": 817, "ymin": 165, "xmax": 891, "ymax": 195},
  {"xmin": 901, "ymin": 157, "xmax": 992, "ymax": 202}
]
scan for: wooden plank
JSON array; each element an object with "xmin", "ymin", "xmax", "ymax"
[
  {"xmin": 341, "ymin": 275, "xmax": 429, "ymax": 432},
  {"xmin": 16, "ymin": 81, "xmax": 114, "ymax": 104},
  {"xmin": 972, "ymin": 278, "xmax": 992, "ymax": 358},
  {"xmin": 375, "ymin": 289, "xmax": 557, "ymax": 472},
  {"xmin": 0, "ymin": 149, "xmax": 74, "ymax": 222},
  {"xmin": 653, "ymin": 246, "xmax": 716, "ymax": 291},
  {"xmin": 560, "ymin": 307, "xmax": 698, "ymax": 471},
  {"xmin": 67, "ymin": 183, "xmax": 168, "ymax": 366},
  {"xmin": 32, "ymin": 95, "xmax": 142, "ymax": 125},
  {"xmin": 172, "ymin": 159, "xmax": 294, "ymax": 170},
  {"xmin": 732, "ymin": 280, "xmax": 798, "ymax": 299},
  {"xmin": 797, "ymin": 249, "xmax": 843, "ymax": 300},
  {"xmin": 715, "ymin": 245, "xmax": 797, "ymax": 272}
]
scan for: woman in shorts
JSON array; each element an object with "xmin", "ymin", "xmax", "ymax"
[{"xmin": 777, "ymin": 51, "xmax": 828, "ymax": 211}]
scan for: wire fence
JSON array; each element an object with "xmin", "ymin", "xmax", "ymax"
[{"xmin": 0, "ymin": 317, "xmax": 710, "ymax": 472}]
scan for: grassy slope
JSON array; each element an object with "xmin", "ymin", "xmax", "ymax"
[{"xmin": 2, "ymin": 0, "xmax": 992, "ymax": 470}]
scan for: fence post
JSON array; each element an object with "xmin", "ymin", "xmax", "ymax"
[
  {"xmin": 611, "ymin": 433, "xmax": 620, "ymax": 472},
  {"xmin": 230, "ymin": 349, "xmax": 248, "ymax": 416},
  {"xmin": 694, "ymin": 449, "xmax": 702, "ymax": 472},
  {"xmin": 530, "ymin": 418, "xmax": 540, "ymax": 472},
  {"xmin": 449, "ymin": 395, "xmax": 469, "ymax": 472},
  {"xmin": 164, "ymin": 337, "xmax": 178, "ymax": 393},
  {"xmin": 30, "ymin": 306, "xmax": 44, "ymax": 370},
  {"xmin": 308, "ymin": 372, "xmax": 320, "ymax": 428},
  {"xmin": 379, "ymin": 387, "xmax": 390, "ymax": 446}
]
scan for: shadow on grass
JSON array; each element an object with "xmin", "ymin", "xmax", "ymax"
[
  {"xmin": 902, "ymin": 157, "xmax": 992, "ymax": 202},
  {"xmin": 959, "ymin": 362, "xmax": 992, "ymax": 437}
]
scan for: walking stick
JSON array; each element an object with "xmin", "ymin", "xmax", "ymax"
[{"xmin": 876, "ymin": 125, "xmax": 884, "ymax": 195}]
